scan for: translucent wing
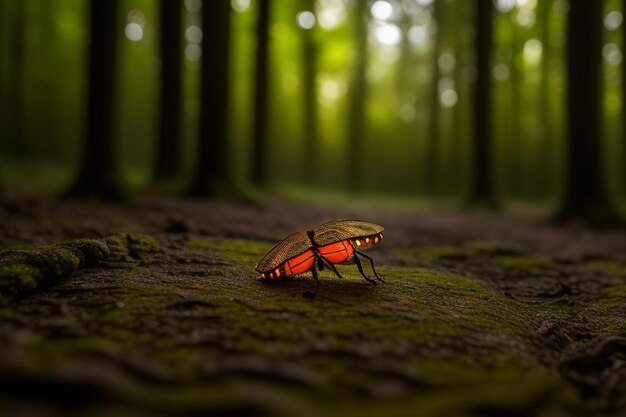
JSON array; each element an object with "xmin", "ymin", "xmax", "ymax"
[
  {"xmin": 255, "ymin": 230, "xmax": 311, "ymax": 272},
  {"xmin": 312, "ymin": 220, "xmax": 384, "ymax": 246}
]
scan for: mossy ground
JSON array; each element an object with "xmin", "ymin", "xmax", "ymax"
[{"xmin": 1, "ymin": 196, "xmax": 625, "ymax": 416}]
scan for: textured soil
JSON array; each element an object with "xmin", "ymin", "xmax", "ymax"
[{"xmin": 1, "ymin": 192, "xmax": 626, "ymax": 417}]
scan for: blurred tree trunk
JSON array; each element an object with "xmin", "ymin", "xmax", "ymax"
[
  {"xmin": 191, "ymin": 0, "xmax": 232, "ymax": 194},
  {"xmin": 508, "ymin": 16, "xmax": 522, "ymax": 197},
  {"xmin": 5, "ymin": 0, "xmax": 25, "ymax": 156},
  {"xmin": 302, "ymin": 0, "xmax": 318, "ymax": 184},
  {"xmin": 558, "ymin": 0, "xmax": 621, "ymax": 223},
  {"xmin": 347, "ymin": 0, "xmax": 368, "ymax": 191},
  {"xmin": 425, "ymin": 0, "xmax": 442, "ymax": 195},
  {"xmin": 69, "ymin": 0, "xmax": 121, "ymax": 198},
  {"xmin": 467, "ymin": 0, "xmax": 497, "ymax": 208},
  {"xmin": 450, "ymin": 0, "xmax": 464, "ymax": 195},
  {"xmin": 623, "ymin": 0, "xmax": 626, "ymax": 195},
  {"xmin": 535, "ymin": 0, "xmax": 550, "ymax": 199},
  {"xmin": 155, "ymin": 0, "xmax": 183, "ymax": 181},
  {"xmin": 251, "ymin": 0, "xmax": 270, "ymax": 187}
]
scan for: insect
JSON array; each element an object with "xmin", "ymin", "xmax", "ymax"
[{"xmin": 255, "ymin": 220, "xmax": 385, "ymax": 298}]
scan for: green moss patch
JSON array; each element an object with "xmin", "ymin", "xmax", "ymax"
[
  {"xmin": 584, "ymin": 259, "xmax": 626, "ymax": 277},
  {"xmin": 492, "ymin": 255, "xmax": 552, "ymax": 273}
]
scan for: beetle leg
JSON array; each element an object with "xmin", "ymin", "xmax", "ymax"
[
  {"xmin": 354, "ymin": 249, "xmax": 385, "ymax": 283},
  {"xmin": 353, "ymin": 253, "xmax": 377, "ymax": 285},
  {"xmin": 321, "ymin": 256, "xmax": 344, "ymax": 279},
  {"xmin": 303, "ymin": 261, "xmax": 319, "ymax": 299}
]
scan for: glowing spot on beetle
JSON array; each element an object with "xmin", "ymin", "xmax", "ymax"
[
  {"xmin": 275, "ymin": 268, "xmax": 280, "ymax": 277},
  {"xmin": 365, "ymin": 237, "xmax": 370, "ymax": 243},
  {"xmin": 355, "ymin": 239, "xmax": 362, "ymax": 246},
  {"xmin": 374, "ymin": 236, "xmax": 380, "ymax": 244}
]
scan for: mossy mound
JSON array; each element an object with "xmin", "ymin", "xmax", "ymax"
[{"xmin": 0, "ymin": 234, "xmax": 161, "ymax": 300}]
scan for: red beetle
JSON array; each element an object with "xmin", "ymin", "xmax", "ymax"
[{"xmin": 255, "ymin": 220, "xmax": 385, "ymax": 297}]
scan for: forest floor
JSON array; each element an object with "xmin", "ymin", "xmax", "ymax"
[{"xmin": 1, "ymin": 192, "xmax": 626, "ymax": 417}]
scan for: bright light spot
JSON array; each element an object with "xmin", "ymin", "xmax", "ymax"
[
  {"xmin": 516, "ymin": 9, "xmax": 535, "ymax": 27},
  {"xmin": 604, "ymin": 11, "xmax": 623, "ymax": 31},
  {"xmin": 231, "ymin": 0, "xmax": 251, "ymax": 12},
  {"xmin": 400, "ymin": 105, "xmax": 416, "ymax": 122},
  {"xmin": 185, "ymin": 26, "xmax": 202, "ymax": 44},
  {"xmin": 184, "ymin": 0, "xmax": 201, "ymax": 12},
  {"xmin": 603, "ymin": 43, "xmax": 623, "ymax": 66},
  {"xmin": 515, "ymin": 0, "xmax": 536, "ymax": 8},
  {"xmin": 320, "ymin": 78, "xmax": 344, "ymax": 101},
  {"xmin": 438, "ymin": 52, "xmax": 455, "ymax": 72},
  {"xmin": 371, "ymin": 1, "xmax": 393, "ymax": 20},
  {"xmin": 375, "ymin": 23, "xmax": 401, "ymax": 45},
  {"xmin": 282, "ymin": 73, "xmax": 299, "ymax": 92},
  {"xmin": 127, "ymin": 10, "xmax": 145, "ymax": 25},
  {"xmin": 296, "ymin": 11, "xmax": 316, "ymax": 29},
  {"xmin": 416, "ymin": 0, "xmax": 434, "ymax": 6},
  {"xmin": 408, "ymin": 25, "xmax": 427, "ymax": 45},
  {"xmin": 185, "ymin": 44, "xmax": 201, "ymax": 61},
  {"xmin": 523, "ymin": 38, "xmax": 542, "ymax": 64},
  {"xmin": 318, "ymin": 0, "xmax": 347, "ymax": 30},
  {"xmin": 440, "ymin": 89, "xmax": 458, "ymax": 108},
  {"xmin": 493, "ymin": 63, "xmax": 510, "ymax": 81},
  {"xmin": 495, "ymin": 0, "xmax": 516, "ymax": 13},
  {"xmin": 124, "ymin": 23, "xmax": 144, "ymax": 42},
  {"xmin": 318, "ymin": 9, "xmax": 341, "ymax": 29}
]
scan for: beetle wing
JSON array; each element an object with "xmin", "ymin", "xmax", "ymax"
[
  {"xmin": 313, "ymin": 220, "xmax": 384, "ymax": 246},
  {"xmin": 255, "ymin": 230, "xmax": 312, "ymax": 272}
]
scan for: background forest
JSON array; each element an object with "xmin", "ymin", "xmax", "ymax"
[{"xmin": 1, "ymin": 0, "xmax": 625, "ymax": 221}]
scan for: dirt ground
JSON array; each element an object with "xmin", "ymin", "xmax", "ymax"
[{"xmin": 1, "ymin": 192, "xmax": 626, "ymax": 417}]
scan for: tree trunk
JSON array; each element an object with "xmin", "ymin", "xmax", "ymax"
[
  {"xmin": 347, "ymin": 0, "xmax": 368, "ymax": 192},
  {"xmin": 623, "ymin": 0, "xmax": 626, "ymax": 197},
  {"xmin": 508, "ymin": 17, "xmax": 522, "ymax": 197},
  {"xmin": 425, "ymin": 0, "xmax": 442, "ymax": 196},
  {"xmin": 191, "ymin": 0, "xmax": 232, "ymax": 194},
  {"xmin": 5, "ymin": 0, "xmax": 25, "ymax": 156},
  {"xmin": 557, "ymin": 0, "xmax": 621, "ymax": 223},
  {"xmin": 251, "ymin": 0, "xmax": 270, "ymax": 187},
  {"xmin": 467, "ymin": 0, "xmax": 496, "ymax": 207},
  {"xmin": 535, "ymin": 0, "xmax": 550, "ymax": 199},
  {"xmin": 155, "ymin": 0, "xmax": 183, "ymax": 180},
  {"xmin": 68, "ymin": 0, "xmax": 121, "ymax": 199},
  {"xmin": 302, "ymin": 0, "xmax": 318, "ymax": 184}
]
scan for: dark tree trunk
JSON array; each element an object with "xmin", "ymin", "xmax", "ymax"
[
  {"xmin": 191, "ymin": 0, "xmax": 232, "ymax": 194},
  {"xmin": 69, "ymin": 0, "xmax": 121, "ymax": 198},
  {"xmin": 425, "ymin": 0, "xmax": 442, "ymax": 195},
  {"xmin": 535, "ymin": 0, "xmax": 550, "ymax": 199},
  {"xmin": 507, "ymin": 18, "xmax": 522, "ymax": 197},
  {"xmin": 302, "ymin": 0, "xmax": 318, "ymax": 184},
  {"xmin": 623, "ymin": 0, "xmax": 626, "ymax": 197},
  {"xmin": 467, "ymin": 0, "xmax": 497, "ymax": 207},
  {"xmin": 557, "ymin": 0, "xmax": 621, "ymax": 223},
  {"xmin": 347, "ymin": 0, "xmax": 368, "ymax": 191},
  {"xmin": 251, "ymin": 0, "xmax": 270, "ymax": 187},
  {"xmin": 5, "ymin": 0, "xmax": 25, "ymax": 156},
  {"xmin": 155, "ymin": 0, "xmax": 183, "ymax": 180}
]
